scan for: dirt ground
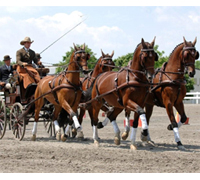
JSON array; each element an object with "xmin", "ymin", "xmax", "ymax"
[{"xmin": 0, "ymin": 104, "xmax": 200, "ymax": 173}]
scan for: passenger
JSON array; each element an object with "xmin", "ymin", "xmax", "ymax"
[{"xmin": 0, "ymin": 55, "xmax": 13, "ymax": 90}]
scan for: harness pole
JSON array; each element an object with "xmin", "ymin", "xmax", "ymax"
[{"xmin": 39, "ymin": 16, "xmax": 88, "ymax": 55}]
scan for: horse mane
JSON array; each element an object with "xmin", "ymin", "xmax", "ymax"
[
  {"xmin": 168, "ymin": 43, "xmax": 183, "ymax": 61},
  {"xmin": 133, "ymin": 43, "xmax": 141, "ymax": 55}
]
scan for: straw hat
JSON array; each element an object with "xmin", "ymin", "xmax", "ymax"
[
  {"xmin": 20, "ymin": 37, "xmax": 34, "ymax": 45},
  {"xmin": 3, "ymin": 55, "xmax": 12, "ymax": 61}
]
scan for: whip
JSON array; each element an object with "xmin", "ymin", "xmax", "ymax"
[{"xmin": 39, "ymin": 16, "xmax": 88, "ymax": 54}]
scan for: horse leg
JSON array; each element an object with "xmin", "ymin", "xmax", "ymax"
[
  {"xmin": 90, "ymin": 100, "xmax": 103, "ymax": 146},
  {"xmin": 97, "ymin": 105, "xmax": 110, "ymax": 129},
  {"xmin": 53, "ymin": 105, "xmax": 62, "ymax": 141},
  {"xmin": 163, "ymin": 99, "xmax": 185, "ymax": 150},
  {"xmin": 125, "ymin": 99, "xmax": 148, "ymax": 150},
  {"xmin": 121, "ymin": 109, "xmax": 131, "ymax": 141},
  {"xmin": 168, "ymin": 101, "xmax": 187, "ymax": 129},
  {"xmin": 107, "ymin": 108, "xmax": 123, "ymax": 145},
  {"xmin": 144, "ymin": 104, "xmax": 156, "ymax": 146},
  {"xmin": 32, "ymin": 92, "xmax": 44, "ymax": 141}
]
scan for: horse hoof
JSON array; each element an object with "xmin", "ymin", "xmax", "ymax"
[
  {"xmin": 121, "ymin": 131, "xmax": 129, "ymax": 140},
  {"xmin": 177, "ymin": 145, "xmax": 186, "ymax": 151},
  {"xmin": 31, "ymin": 134, "xmax": 36, "ymax": 141},
  {"xmin": 94, "ymin": 140, "xmax": 99, "ymax": 147},
  {"xmin": 77, "ymin": 131, "xmax": 84, "ymax": 139},
  {"xmin": 97, "ymin": 122, "xmax": 104, "ymax": 129},
  {"xmin": 61, "ymin": 134, "xmax": 68, "ymax": 142},
  {"xmin": 71, "ymin": 128, "xmax": 77, "ymax": 138},
  {"xmin": 114, "ymin": 137, "xmax": 120, "ymax": 145},
  {"xmin": 147, "ymin": 140, "xmax": 157, "ymax": 147},
  {"xmin": 140, "ymin": 134, "xmax": 148, "ymax": 142},
  {"xmin": 56, "ymin": 132, "xmax": 61, "ymax": 141},
  {"xmin": 130, "ymin": 144, "xmax": 137, "ymax": 150},
  {"xmin": 167, "ymin": 124, "xmax": 173, "ymax": 131}
]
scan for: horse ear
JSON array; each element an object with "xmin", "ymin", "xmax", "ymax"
[
  {"xmin": 183, "ymin": 36, "xmax": 189, "ymax": 46},
  {"xmin": 150, "ymin": 36, "xmax": 156, "ymax": 47},
  {"xmin": 110, "ymin": 50, "xmax": 114, "ymax": 58},
  {"xmin": 193, "ymin": 37, "xmax": 197, "ymax": 46},
  {"xmin": 73, "ymin": 43, "xmax": 78, "ymax": 51},
  {"xmin": 82, "ymin": 43, "xmax": 85, "ymax": 50},
  {"xmin": 141, "ymin": 38, "xmax": 146, "ymax": 48},
  {"xmin": 101, "ymin": 49, "xmax": 105, "ymax": 57}
]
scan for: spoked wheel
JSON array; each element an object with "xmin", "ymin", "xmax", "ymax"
[
  {"xmin": 43, "ymin": 116, "xmax": 56, "ymax": 137},
  {"xmin": 10, "ymin": 103, "xmax": 26, "ymax": 141},
  {"xmin": 0, "ymin": 97, "xmax": 7, "ymax": 139}
]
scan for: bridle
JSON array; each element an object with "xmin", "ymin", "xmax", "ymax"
[
  {"xmin": 182, "ymin": 46, "xmax": 197, "ymax": 67},
  {"xmin": 73, "ymin": 49, "xmax": 88, "ymax": 72},
  {"xmin": 99, "ymin": 56, "xmax": 114, "ymax": 72},
  {"xmin": 140, "ymin": 48, "xmax": 156, "ymax": 77}
]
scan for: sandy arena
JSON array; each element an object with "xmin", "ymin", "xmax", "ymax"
[{"xmin": 0, "ymin": 104, "xmax": 200, "ymax": 173}]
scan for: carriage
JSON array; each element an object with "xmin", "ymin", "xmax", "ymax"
[{"xmin": 0, "ymin": 66, "xmax": 56, "ymax": 140}]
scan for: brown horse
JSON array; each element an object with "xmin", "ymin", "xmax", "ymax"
[
  {"xmin": 143, "ymin": 37, "xmax": 199, "ymax": 150},
  {"xmin": 78, "ymin": 50, "xmax": 115, "ymax": 123},
  {"xmin": 89, "ymin": 38, "xmax": 158, "ymax": 149},
  {"xmin": 31, "ymin": 44, "xmax": 90, "ymax": 141},
  {"xmin": 60, "ymin": 50, "xmax": 116, "ymax": 139},
  {"xmin": 122, "ymin": 37, "xmax": 199, "ymax": 150}
]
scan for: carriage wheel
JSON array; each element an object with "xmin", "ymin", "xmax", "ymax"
[
  {"xmin": 10, "ymin": 103, "xmax": 26, "ymax": 141},
  {"xmin": 0, "ymin": 97, "xmax": 7, "ymax": 139},
  {"xmin": 43, "ymin": 111, "xmax": 56, "ymax": 137}
]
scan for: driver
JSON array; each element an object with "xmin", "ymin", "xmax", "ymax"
[{"xmin": 16, "ymin": 37, "xmax": 43, "ymax": 89}]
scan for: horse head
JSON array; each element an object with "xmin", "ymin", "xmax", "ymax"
[
  {"xmin": 182, "ymin": 37, "xmax": 199, "ymax": 77},
  {"xmin": 99, "ymin": 49, "xmax": 115, "ymax": 72},
  {"xmin": 73, "ymin": 43, "xmax": 90, "ymax": 74},
  {"xmin": 139, "ymin": 37, "xmax": 158, "ymax": 80}
]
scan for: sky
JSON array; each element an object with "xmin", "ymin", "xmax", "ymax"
[{"xmin": 0, "ymin": 1, "xmax": 200, "ymax": 66}]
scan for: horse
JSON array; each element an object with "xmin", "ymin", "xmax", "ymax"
[
  {"xmin": 143, "ymin": 37, "xmax": 199, "ymax": 150},
  {"xmin": 122, "ymin": 37, "xmax": 199, "ymax": 150},
  {"xmin": 62, "ymin": 50, "xmax": 115, "ymax": 139},
  {"xmin": 31, "ymin": 44, "xmax": 90, "ymax": 141},
  {"xmin": 89, "ymin": 37, "xmax": 158, "ymax": 150}
]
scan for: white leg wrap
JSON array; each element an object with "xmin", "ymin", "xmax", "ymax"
[
  {"xmin": 111, "ymin": 120, "xmax": 120, "ymax": 134},
  {"xmin": 32, "ymin": 122, "xmax": 38, "ymax": 135},
  {"xmin": 72, "ymin": 115, "xmax": 82, "ymax": 130},
  {"xmin": 93, "ymin": 125, "xmax": 98, "ymax": 140},
  {"xmin": 125, "ymin": 116, "xmax": 130, "ymax": 132},
  {"xmin": 140, "ymin": 114, "xmax": 148, "ymax": 130},
  {"xmin": 54, "ymin": 120, "xmax": 60, "ymax": 133},
  {"xmin": 178, "ymin": 121, "xmax": 182, "ymax": 128},
  {"xmin": 65, "ymin": 124, "xmax": 71, "ymax": 135},
  {"xmin": 130, "ymin": 127, "xmax": 137, "ymax": 144},
  {"xmin": 102, "ymin": 117, "xmax": 110, "ymax": 127},
  {"xmin": 173, "ymin": 127, "xmax": 180, "ymax": 142}
]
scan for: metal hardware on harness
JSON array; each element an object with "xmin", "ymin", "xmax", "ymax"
[
  {"xmin": 141, "ymin": 48, "xmax": 154, "ymax": 52},
  {"xmin": 74, "ymin": 50, "xmax": 85, "ymax": 55}
]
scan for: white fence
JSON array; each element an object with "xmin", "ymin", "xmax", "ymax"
[{"xmin": 184, "ymin": 92, "xmax": 200, "ymax": 104}]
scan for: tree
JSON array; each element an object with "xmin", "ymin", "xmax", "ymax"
[
  {"xmin": 195, "ymin": 60, "xmax": 200, "ymax": 69},
  {"xmin": 56, "ymin": 44, "xmax": 97, "ymax": 73},
  {"xmin": 0, "ymin": 60, "xmax": 4, "ymax": 66},
  {"xmin": 154, "ymin": 45, "xmax": 168, "ymax": 68},
  {"xmin": 113, "ymin": 52, "xmax": 133, "ymax": 68}
]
